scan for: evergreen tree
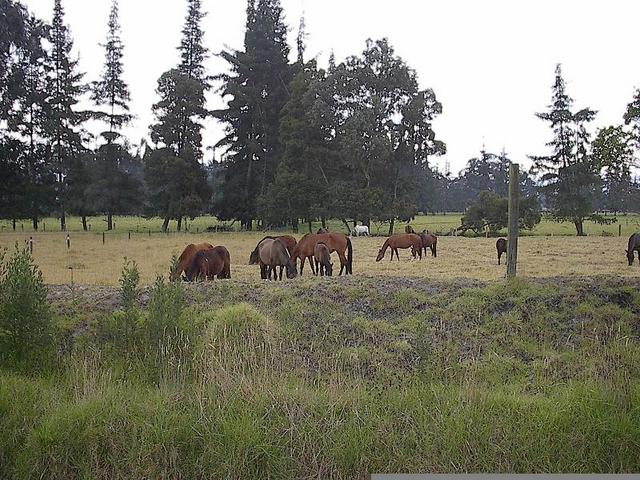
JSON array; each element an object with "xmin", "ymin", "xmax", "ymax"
[
  {"xmin": 4, "ymin": 13, "xmax": 56, "ymax": 230},
  {"xmin": 530, "ymin": 64, "xmax": 600, "ymax": 236},
  {"xmin": 90, "ymin": 0, "xmax": 139, "ymax": 230},
  {"xmin": 215, "ymin": 0, "xmax": 292, "ymax": 229},
  {"xmin": 0, "ymin": 0, "xmax": 27, "ymax": 101},
  {"xmin": 624, "ymin": 88, "xmax": 640, "ymax": 150},
  {"xmin": 592, "ymin": 125, "xmax": 635, "ymax": 213},
  {"xmin": 145, "ymin": 0, "xmax": 211, "ymax": 232},
  {"xmin": 43, "ymin": 0, "xmax": 86, "ymax": 231}
]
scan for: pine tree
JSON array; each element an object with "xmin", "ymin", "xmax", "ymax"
[
  {"xmin": 90, "ymin": 0, "xmax": 140, "ymax": 230},
  {"xmin": 145, "ymin": 0, "xmax": 211, "ymax": 232},
  {"xmin": 530, "ymin": 64, "xmax": 600, "ymax": 236},
  {"xmin": 5, "ymin": 13, "xmax": 56, "ymax": 230},
  {"xmin": 215, "ymin": 0, "xmax": 292, "ymax": 229},
  {"xmin": 91, "ymin": 0, "xmax": 131, "ymax": 138},
  {"xmin": 624, "ymin": 88, "xmax": 640, "ymax": 150},
  {"xmin": 44, "ymin": 0, "xmax": 86, "ymax": 231}
]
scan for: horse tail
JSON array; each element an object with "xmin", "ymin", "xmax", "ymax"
[
  {"xmin": 347, "ymin": 236, "xmax": 353, "ymax": 274},
  {"xmin": 432, "ymin": 236, "xmax": 437, "ymax": 257}
]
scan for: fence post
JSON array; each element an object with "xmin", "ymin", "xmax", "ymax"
[
  {"xmin": 128, "ymin": 231, "xmax": 131, "ymax": 240},
  {"xmin": 619, "ymin": 224, "xmax": 622, "ymax": 237},
  {"xmin": 507, "ymin": 163, "xmax": 519, "ymax": 278},
  {"xmin": 29, "ymin": 236, "xmax": 33, "ymax": 254},
  {"xmin": 102, "ymin": 232, "xmax": 105, "ymax": 244},
  {"xmin": 67, "ymin": 234, "xmax": 71, "ymax": 250}
]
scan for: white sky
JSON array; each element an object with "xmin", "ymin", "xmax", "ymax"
[{"xmin": 23, "ymin": 0, "xmax": 640, "ymax": 175}]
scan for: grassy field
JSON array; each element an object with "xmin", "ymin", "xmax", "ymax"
[
  {"xmin": 1, "ymin": 275, "xmax": 640, "ymax": 477},
  {"xmin": 1, "ymin": 212, "xmax": 639, "ymax": 237},
  {"xmin": 0, "ymin": 229, "xmax": 637, "ymax": 286}
]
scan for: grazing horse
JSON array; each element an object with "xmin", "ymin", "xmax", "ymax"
[
  {"xmin": 185, "ymin": 247, "xmax": 228, "ymax": 281},
  {"xmin": 257, "ymin": 238, "xmax": 298, "ymax": 280},
  {"xmin": 314, "ymin": 242, "xmax": 333, "ymax": 276},
  {"xmin": 376, "ymin": 234, "xmax": 423, "ymax": 261},
  {"xmin": 420, "ymin": 230, "xmax": 437, "ymax": 257},
  {"xmin": 171, "ymin": 243, "xmax": 214, "ymax": 281},
  {"xmin": 496, "ymin": 238, "xmax": 507, "ymax": 265},
  {"xmin": 405, "ymin": 225, "xmax": 416, "ymax": 234},
  {"xmin": 626, "ymin": 233, "xmax": 640, "ymax": 266},
  {"xmin": 249, "ymin": 235, "xmax": 297, "ymax": 265},
  {"xmin": 351, "ymin": 225, "xmax": 369, "ymax": 237},
  {"xmin": 291, "ymin": 233, "xmax": 353, "ymax": 276},
  {"xmin": 317, "ymin": 227, "xmax": 329, "ymax": 234}
]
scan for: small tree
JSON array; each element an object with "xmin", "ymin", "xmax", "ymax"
[
  {"xmin": 460, "ymin": 191, "xmax": 541, "ymax": 235},
  {"xmin": 0, "ymin": 244, "xmax": 50, "ymax": 365}
]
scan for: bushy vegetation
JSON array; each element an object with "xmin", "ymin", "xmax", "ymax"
[
  {"xmin": 1, "ymin": 275, "xmax": 639, "ymax": 478},
  {"xmin": 0, "ymin": 245, "xmax": 51, "ymax": 368}
]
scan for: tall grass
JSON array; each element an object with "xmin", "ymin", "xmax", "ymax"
[{"xmin": 1, "ymin": 276, "xmax": 640, "ymax": 478}]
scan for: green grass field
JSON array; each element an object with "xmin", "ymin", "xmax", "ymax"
[
  {"xmin": 1, "ymin": 276, "xmax": 640, "ymax": 478},
  {"xmin": 2, "ymin": 212, "xmax": 639, "ymax": 237}
]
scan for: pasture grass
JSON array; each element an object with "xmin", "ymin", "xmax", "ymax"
[
  {"xmin": 0, "ymin": 229, "xmax": 637, "ymax": 286},
  {"xmin": 1, "ymin": 212, "xmax": 639, "ymax": 237},
  {"xmin": 1, "ymin": 275, "xmax": 640, "ymax": 477}
]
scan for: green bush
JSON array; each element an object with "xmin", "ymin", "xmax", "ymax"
[
  {"xmin": 119, "ymin": 259, "xmax": 140, "ymax": 312},
  {"xmin": 0, "ymin": 245, "xmax": 51, "ymax": 366}
]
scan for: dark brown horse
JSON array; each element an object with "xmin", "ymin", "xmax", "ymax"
[
  {"xmin": 420, "ymin": 230, "xmax": 437, "ymax": 257},
  {"xmin": 405, "ymin": 225, "xmax": 415, "ymax": 234},
  {"xmin": 626, "ymin": 233, "xmax": 640, "ymax": 266},
  {"xmin": 376, "ymin": 234, "xmax": 422, "ymax": 261},
  {"xmin": 171, "ymin": 243, "xmax": 214, "ymax": 281},
  {"xmin": 185, "ymin": 247, "xmax": 229, "ymax": 281},
  {"xmin": 249, "ymin": 235, "xmax": 297, "ymax": 265},
  {"xmin": 314, "ymin": 242, "xmax": 333, "ymax": 277},
  {"xmin": 291, "ymin": 233, "xmax": 353, "ymax": 275},
  {"xmin": 257, "ymin": 238, "xmax": 298, "ymax": 280},
  {"xmin": 496, "ymin": 238, "xmax": 507, "ymax": 265}
]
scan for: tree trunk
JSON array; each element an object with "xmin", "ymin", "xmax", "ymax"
[
  {"xmin": 60, "ymin": 207, "xmax": 66, "ymax": 231},
  {"xmin": 574, "ymin": 220, "xmax": 585, "ymax": 236},
  {"xmin": 308, "ymin": 219, "xmax": 312, "ymax": 233},
  {"xmin": 321, "ymin": 217, "xmax": 327, "ymax": 229},
  {"xmin": 341, "ymin": 218, "xmax": 351, "ymax": 233},
  {"xmin": 388, "ymin": 218, "xmax": 395, "ymax": 236},
  {"xmin": 32, "ymin": 217, "xmax": 38, "ymax": 231},
  {"xmin": 162, "ymin": 216, "xmax": 170, "ymax": 233},
  {"xmin": 107, "ymin": 212, "xmax": 113, "ymax": 231},
  {"xmin": 81, "ymin": 215, "xmax": 88, "ymax": 231},
  {"xmin": 177, "ymin": 216, "xmax": 182, "ymax": 232}
]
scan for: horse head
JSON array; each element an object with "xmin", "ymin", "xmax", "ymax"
[
  {"xmin": 326, "ymin": 262, "xmax": 334, "ymax": 277},
  {"xmin": 376, "ymin": 249, "xmax": 385, "ymax": 262},
  {"xmin": 627, "ymin": 249, "xmax": 634, "ymax": 266},
  {"xmin": 286, "ymin": 260, "xmax": 298, "ymax": 279}
]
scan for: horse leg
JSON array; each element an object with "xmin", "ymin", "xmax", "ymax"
[
  {"xmin": 337, "ymin": 251, "xmax": 348, "ymax": 276},
  {"xmin": 308, "ymin": 256, "xmax": 316, "ymax": 275},
  {"xmin": 279, "ymin": 266, "xmax": 284, "ymax": 281}
]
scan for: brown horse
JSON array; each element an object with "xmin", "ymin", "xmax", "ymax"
[
  {"xmin": 257, "ymin": 238, "xmax": 298, "ymax": 280},
  {"xmin": 185, "ymin": 247, "xmax": 229, "ymax": 281},
  {"xmin": 376, "ymin": 234, "xmax": 422, "ymax": 261},
  {"xmin": 249, "ymin": 235, "xmax": 297, "ymax": 265},
  {"xmin": 496, "ymin": 238, "xmax": 507, "ymax": 265},
  {"xmin": 171, "ymin": 243, "xmax": 214, "ymax": 281},
  {"xmin": 405, "ymin": 225, "xmax": 415, "ymax": 234},
  {"xmin": 626, "ymin": 233, "xmax": 640, "ymax": 266},
  {"xmin": 291, "ymin": 233, "xmax": 353, "ymax": 275},
  {"xmin": 420, "ymin": 230, "xmax": 438, "ymax": 257},
  {"xmin": 314, "ymin": 242, "xmax": 333, "ymax": 277}
]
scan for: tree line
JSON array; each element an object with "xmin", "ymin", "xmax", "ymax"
[{"xmin": 1, "ymin": 0, "xmax": 639, "ymax": 235}]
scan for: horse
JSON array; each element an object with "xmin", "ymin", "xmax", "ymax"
[
  {"xmin": 496, "ymin": 238, "xmax": 507, "ymax": 265},
  {"xmin": 376, "ymin": 234, "xmax": 423, "ymax": 261},
  {"xmin": 314, "ymin": 242, "xmax": 333, "ymax": 276},
  {"xmin": 405, "ymin": 225, "xmax": 415, "ymax": 234},
  {"xmin": 257, "ymin": 238, "xmax": 298, "ymax": 280},
  {"xmin": 214, "ymin": 246, "xmax": 231, "ymax": 279},
  {"xmin": 317, "ymin": 227, "xmax": 329, "ymax": 234},
  {"xmin": 171, "ymin": 243, "xmax": 214, "ymax": 281},
  {"xmin": 249, "ymin": 235, "xmax": 297, "ymax": 265},
  {"xmin": 626, "ymin": 233, "xmax": 640, "ymax": 266},
  {"xmin": 185, "ymin": 247, "xmax": 228, "ymax": 282},
  {"xmin": 420, "ymin": 230, "xmax": 437, "ymax": 257},
  {"xmin": 351, "ymin": 225, "xmax": 369, "ymax": 237},
  {"xmin": 291, "ymin": 233, "xmax": 353, "ymax": 276}
]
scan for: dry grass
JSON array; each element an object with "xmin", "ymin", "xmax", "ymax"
[{"xmin": 0, "ymin": 230, "xmax": 637, "ymax": 286}]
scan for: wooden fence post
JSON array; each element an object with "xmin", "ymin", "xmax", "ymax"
[
  {"xmin": 619, "ymin": 224, "xmax": 622, "ymax": 237},
  {"xmin": 66, "ymin": 234, "xmax": 70, "ymax": 250},
  {"xmin": 29, "ymin": 237, "xmax": 33, "ymax": 254},
  {"xmin": 102, "ymin": 232, "xmax": 105, "ymax": 244},
  {"xmin": 507, "ymin": 163, "xmax": 519, "ymax": 278}
]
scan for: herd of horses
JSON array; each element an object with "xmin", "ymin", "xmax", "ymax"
[{"xmin": 169, "ymin": 231, "xmax": 640, "ymax": 282}]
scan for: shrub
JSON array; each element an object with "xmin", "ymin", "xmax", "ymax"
[
  {"xmin": 0, "ymin": 245, "xmax": 51, "ymax": 366},
  {"xmin": 119, "ymin": 259, "xmax": 140, "ymax": 311}
]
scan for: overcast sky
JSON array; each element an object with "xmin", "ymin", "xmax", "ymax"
[{"xmin": 23, "ymin": 0, "xmax": 640, "ymax": 175}]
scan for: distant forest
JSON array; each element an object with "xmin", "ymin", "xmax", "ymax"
[{"xmin": 1, "ymin": 0, "xmax": 640, "ymax": 235}]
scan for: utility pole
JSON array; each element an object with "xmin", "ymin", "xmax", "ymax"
[{"xmin": 507, "ymin": 163, "xmax": 519, "ymax": 278}]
